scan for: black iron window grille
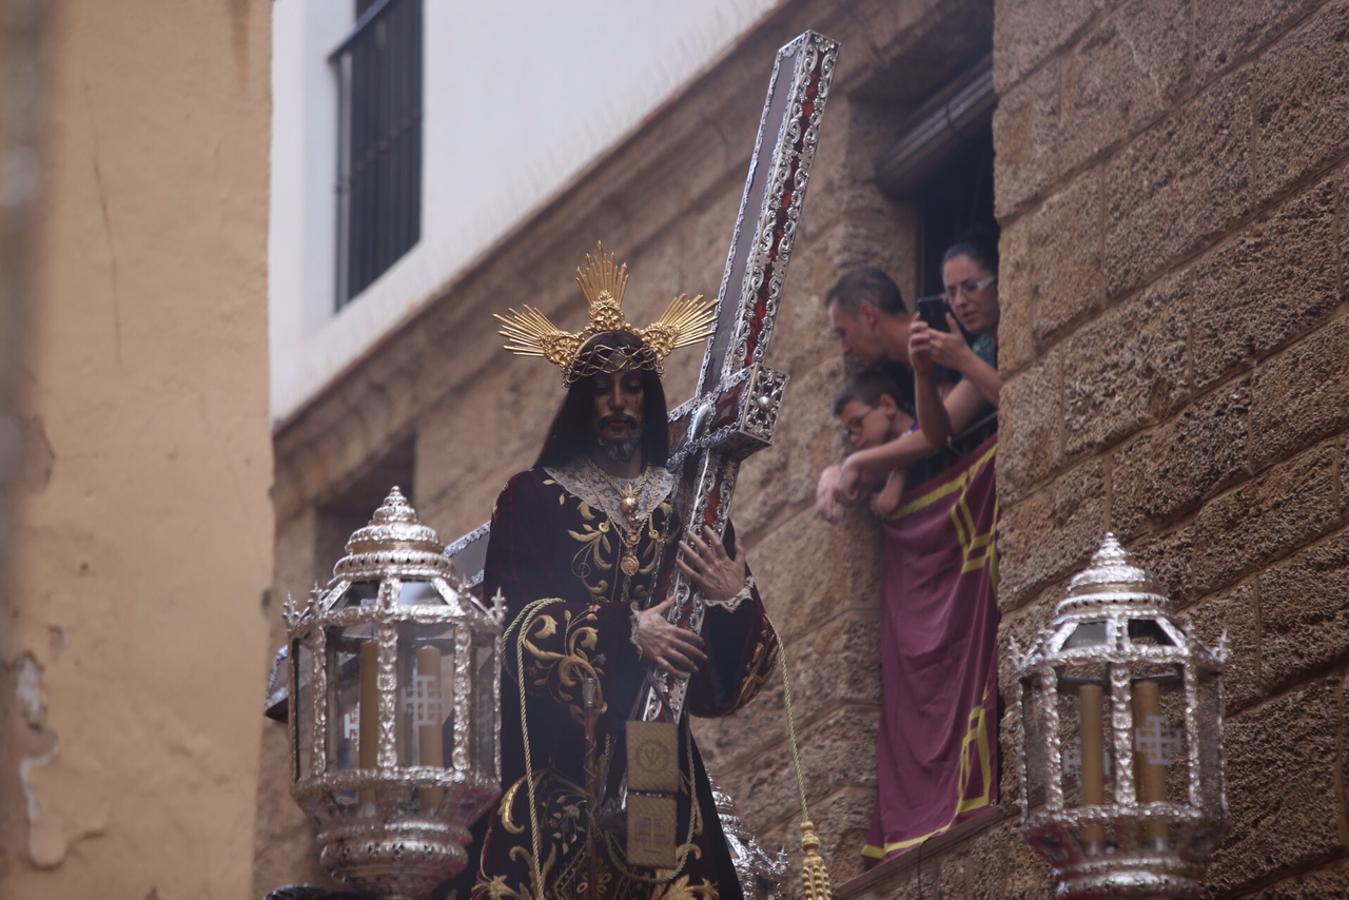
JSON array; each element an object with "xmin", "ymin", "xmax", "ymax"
[{"xmin": 332, "ymin": 0, "xmax": 423, "ymax": 307}]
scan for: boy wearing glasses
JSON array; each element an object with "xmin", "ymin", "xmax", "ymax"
[{"xmin": 816, "ymin": 369, "xmax": 915, "ymax": 521}]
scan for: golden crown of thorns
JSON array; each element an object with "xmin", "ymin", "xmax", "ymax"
[{"xmin": 494, "ymin": 242, "xmax": 717, "ymax": 385}]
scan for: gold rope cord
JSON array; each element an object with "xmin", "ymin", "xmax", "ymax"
[
  {"xmin": 779, "ymin": 641, "xmax": 833, "ymax": 900},
  {"xmin": 512, "ymin": 597, "xmax": 566, "ymax": 900},
  {"xmin": 512, "ymin": 602, "xmax": 832, "ymax": 898},
  {"xmin": 512, "ymin": 598, "xmax": 699, "ymax": 896}
]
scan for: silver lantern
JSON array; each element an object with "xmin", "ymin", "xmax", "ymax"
[
  {"xmin": 283, "ymin": 487, "xmax": 505, "ymax": 899},
  {"xmin": 710, "ymin": 776, "xmax": 788, "ymax": 900},
  {"xmin": 1011, "ymin": 534, "xmax": 1228, "ymax": 898}
]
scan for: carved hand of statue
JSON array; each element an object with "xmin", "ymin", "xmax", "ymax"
[
  {"xmin": 677, "ymin": 526, "xmax": 748, "ymax": 605},
  {"xmin": 634, "ymin": 597, "xmax": 709, "ymax": 676}
]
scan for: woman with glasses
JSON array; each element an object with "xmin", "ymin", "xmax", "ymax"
[{"xmin": 908, "ymin": 235, "xmax": 1001, "ymax": 449}]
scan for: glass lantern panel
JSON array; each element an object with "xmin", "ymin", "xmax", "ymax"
[
  {"xmin": 331, "ymin": 579, "xmax": 379, "ymax": 612},
  {"xmin": 1127, "ymin": 618, "xmax": 1176, "ymax": 647},
  {"xmin": 324, "ymin": 622, "xmax": 379, "ymax": 811},
  {"xmin": 1020, "ymin": 679, "xmax": 1048, "ymax": 811},
  {"xmin": 396, "ymin": 580, "xmax": 443, "ymax": 607},
  {"xmin": 396, "ymin": 619, "xmax": 456, "ymax": 812},
  {"xmin": 474, "ymin": 635, "xmax": 499, "ymax": 780},
  {"xmin": 1194, "ymin": 666, "xmax": 1223, "ymax": 809},
  {"xmin": 292, "ymin": 639, "xmax": 314, "ymax": 783},
  {"xmin": 1056, "ymin": 663, "xmax": 1114, "ymax": 821},
  {"xmin": 1062, "ymin": 620, "xmax": 1108, "ymax": 650},
  {"xmin": 1130, "ymin": 664, "xmax": 1188, "ymax": 849}
]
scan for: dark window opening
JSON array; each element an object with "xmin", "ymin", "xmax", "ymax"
[
  {"xmin": 333, "ymin": 0, "xmax": 424, "ymax": 307},
  {"xmin": 915, "ymin": 129, "xmax": 997, "ymax": 299}
]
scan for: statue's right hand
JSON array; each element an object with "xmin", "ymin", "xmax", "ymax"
[{"xmin": 633, "ymin": 598, "xmax": 708, "ymax": 676}]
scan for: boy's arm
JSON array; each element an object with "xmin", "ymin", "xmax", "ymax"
[
  {"xmin": 870, "ymin": 466, "xmax": 907, "ymax": 517},
  {"xmin": 840, "ymin": 427, "xmax": 936, "ymax": 478}
]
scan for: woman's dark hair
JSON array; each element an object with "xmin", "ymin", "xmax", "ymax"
[
  {"xmin": 942, "ymin": 227, "xmax": 1000, "ymax": 276},
  {"xmin": 535, "ymin": 331, "xmax": 670, "ymax": 469}
]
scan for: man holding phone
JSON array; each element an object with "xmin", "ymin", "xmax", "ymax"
[{"xmin": 817, "ymin": 268, "xmax": 951, "ymax": 519}]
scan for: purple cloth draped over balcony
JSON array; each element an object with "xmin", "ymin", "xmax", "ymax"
[{"xmin": 863, "ymin": 436, "xmax": 1000, "ymax": 864}]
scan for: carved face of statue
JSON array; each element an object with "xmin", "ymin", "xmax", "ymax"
[{"xmin": 588, "ymin": 367, "xmax": 646, "ymax": 450}]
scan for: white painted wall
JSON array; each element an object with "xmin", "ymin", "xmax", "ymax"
[{"xmin": 269, "ymin": 0, "xmax": 782, "ymax": 423}]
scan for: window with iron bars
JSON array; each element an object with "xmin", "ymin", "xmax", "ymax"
[{"xmin": 332, "ymin": 0, "xmax": 423, "ymax": 307}]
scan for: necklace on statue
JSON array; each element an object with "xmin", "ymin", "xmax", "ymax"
[{"xmin": 591, "ymin": 463, "xmax": 648, "ymax": 577}]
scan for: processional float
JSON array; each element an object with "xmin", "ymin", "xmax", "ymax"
[{"xmin": 264, "ymin": 29, "xmax": 839, "ymax": 900}]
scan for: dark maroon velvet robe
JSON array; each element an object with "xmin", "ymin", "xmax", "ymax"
[{"xmin": 468, "ymin": 467, "xmax": 778, "ymax": 899}]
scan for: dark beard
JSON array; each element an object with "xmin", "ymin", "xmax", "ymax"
[{"xmin": 596, "ymin": 435, "xmax": 639, "ymax": 464}]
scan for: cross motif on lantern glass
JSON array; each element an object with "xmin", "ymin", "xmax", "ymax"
[
  {"xmin": 1062, "ymin": 744, "xmax": 1113, "ymax": 780},
  {"xmin": 1134, "ymin": 714, "xmax": 1183, "ymax": 766},
  {"xmin": 403, "ymin": 673, "xmax": 442, "ymax": 728},
  {"xmin": 343, "ymin": 707, "xmax": 360, "ymax": 741}
]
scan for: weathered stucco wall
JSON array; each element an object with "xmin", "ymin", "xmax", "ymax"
[{"xmin": 0, "ymin": 2, "xmax": 274, "ymax": 898}]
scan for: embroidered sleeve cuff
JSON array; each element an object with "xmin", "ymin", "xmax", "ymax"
[{"xmin": 706, "ymin": 575, "xmax": 755, "ymax": 612}]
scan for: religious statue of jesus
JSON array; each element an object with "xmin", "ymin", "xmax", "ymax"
[{"xmin": 462, "ymin": 244, "xmax": 780, "ymax": 899}]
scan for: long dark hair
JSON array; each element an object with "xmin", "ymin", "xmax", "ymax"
[{"xmin": 535, "ymin": 331, "xmax": 670, "ymax": 469}]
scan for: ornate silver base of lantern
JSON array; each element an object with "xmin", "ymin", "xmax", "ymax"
[
  {"xmin": 710, "ymin": 776, "xmax": 788, "ymax": 900},
  {"xmin": 1026, "ymin": 806, "xmax": 1219, "ymax": 897},
  {"xmin": 314, "ymin": 818, "xmax": 470, "ymax": 900}
]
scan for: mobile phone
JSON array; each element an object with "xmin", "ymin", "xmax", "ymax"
[{"xmin": 916, "ymin": 295, "xmax": 951, "ymax": 332}]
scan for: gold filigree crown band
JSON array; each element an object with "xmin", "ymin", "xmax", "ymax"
[{"xmin": 494, "ymin": 242, "xmax": 717, "ymax": 385}]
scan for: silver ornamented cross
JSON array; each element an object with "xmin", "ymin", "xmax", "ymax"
[
  {"xmin": 270, "ymin": 32, "xmax": 840, "ymax": 744},
  {"xmin": 637, "ymin": 30, "xmax": 839, "ymax": 724}
]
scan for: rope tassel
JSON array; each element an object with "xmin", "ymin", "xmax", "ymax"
[
  {"xmin": 779, "ymin": 643, "xmax": 834, "ymax": 899},
  {"xmin": 800, "ymin": 820, "xmax": 833, "ymax": 900}
]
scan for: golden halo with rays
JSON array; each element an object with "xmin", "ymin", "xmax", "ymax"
[{"xmin": 493, "ymin": 241, "xmax": 717, "ymax": 384}]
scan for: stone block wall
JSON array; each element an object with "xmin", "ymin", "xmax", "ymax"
[{"xmin": 983, "ymin": 0, "xmax": 1349, "ymax": 896}]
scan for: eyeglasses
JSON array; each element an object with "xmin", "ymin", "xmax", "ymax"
[
  {"xmin": 942, "ymin": 275, "xmax": 997, "ymax": 302},
  {"xmin": 840, "ymin": 405, "xmax": 879, "ymax": 437}
]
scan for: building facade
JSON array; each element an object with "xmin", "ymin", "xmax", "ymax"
[{"xmin": 257, "ymin": 0, "xmax": 1349, "ymax": 896}]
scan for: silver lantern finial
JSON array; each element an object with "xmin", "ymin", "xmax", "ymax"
[
  {"xmin": 285, "ymin": 487, "xmax": 505, "ymax": 899},
  {"xmin": 1013, "ymin": 533, "xmax": 1228, "ymax": 898}
]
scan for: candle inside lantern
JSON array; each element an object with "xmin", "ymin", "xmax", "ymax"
[
  {"xmin": 1132, "ymin": 679, "xmax": 1169, "ymax": 843},
  {"xmin": 417, "ymin": 645, "xmax": 445, "ymax": 811},
  {"xmin": 359, "ymin": 639, "xmax": 380, "ymax": 806},
  {"xmin": 1078, "ymin": 683, "xmax": 1106, "ymax": 847}
]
